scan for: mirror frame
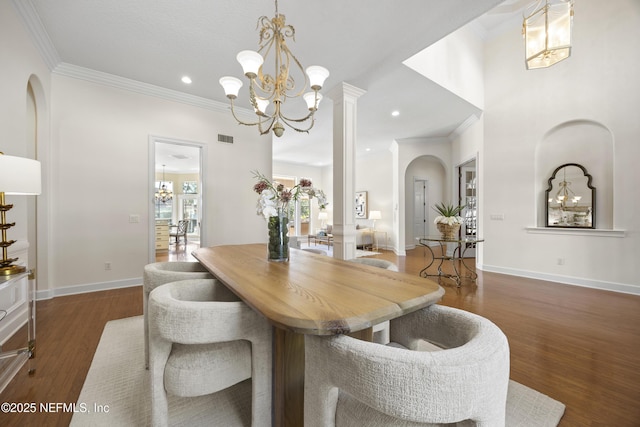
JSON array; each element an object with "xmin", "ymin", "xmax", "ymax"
[{"xmin": 545, "ymin": 163, "xmax": 596, "ymax": 229}]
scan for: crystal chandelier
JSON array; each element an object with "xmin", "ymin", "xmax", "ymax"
[
  {"xmin": 219, "ymin": 0, "xmax": 329, "ymax": 137},
  {"xmin": 523, "ymin": 0, "xmax": 574, "ymax": 70},
  {"xmin": 155, "ymin": 165, "xmax": 173, "ymax": 204}
]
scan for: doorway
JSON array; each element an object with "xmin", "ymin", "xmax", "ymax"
[
  {"xmin": 413, "ymin": 178, "xmax": 429, "ymax": 241},
  {"xmin": 148, "ymin": 136, "xmax": 207, "ymax": 263},
  {"xmin": 457, "ymin": 158, "xmax": 477, "ymax": 257}
]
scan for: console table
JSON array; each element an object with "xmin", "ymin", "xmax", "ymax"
[
  {"xmin": 0, "ymin": 271, "xmax": 35, "ymax": 393},
  {"xmin": 418, "ymin": 236, "xmax": 484, "ymax": 286},
  {"xmin": 362, "ymin": 229, "xmax": 387, "ymax": 251}
]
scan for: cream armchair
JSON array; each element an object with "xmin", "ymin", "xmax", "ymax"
[
  {"xmin": 143, "ymin": 261, "xmax": 213, "ymax": 368},
  {"xmin": 304, "ymin": 304, "xmax": 510, "ymax": 427},
  {"xmin": 149, "ymin": 278, "xmax": 273, "ymax": 427}
]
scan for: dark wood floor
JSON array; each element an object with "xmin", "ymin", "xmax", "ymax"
[{"xmin": 1, "ymin": 247, "xmax": 639, "ymax": 426}]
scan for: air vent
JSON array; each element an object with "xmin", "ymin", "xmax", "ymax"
[{"xmin": 218, "ymin": 134, "xmax": 234, "ymax": 144}]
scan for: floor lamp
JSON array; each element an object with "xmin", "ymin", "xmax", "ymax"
[{"xmin": 0, "ymin": 153, "xmax": 42, "ymax": 276}]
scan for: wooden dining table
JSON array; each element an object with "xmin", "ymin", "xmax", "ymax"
[{"xmin": 192, "ymin": 243, "xmax": 444, "ymax": 427}]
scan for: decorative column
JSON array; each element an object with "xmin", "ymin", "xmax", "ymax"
[{"xmin": 328, "ymin": 83, "xmax": 366, "ymax": 260}]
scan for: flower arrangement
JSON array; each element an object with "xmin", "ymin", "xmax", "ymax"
[
  {"xmin": 432, "ymin": 202, "xmax": 466, "ymax": 225},
  {"xmin": 253, "ymin": 170, "xmax": 328, "ymax": 219}
]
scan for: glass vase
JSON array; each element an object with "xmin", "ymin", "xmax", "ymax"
[{"xmin": 267, "ymin": 209, "xmax": 289, "ymax": 262}]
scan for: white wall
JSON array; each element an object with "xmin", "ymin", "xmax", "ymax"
[
  {"xmin": 472, "ymin": 0, "xmax": 640, "ymax": 293},
  {"xmin": 48, "ymin": 75, "xmax": 271, "ymax": 293},
  {"xmin": 394, "ymin": 137, "xmax": 452, "ymax": 254},
  {"xmin": 354, "ymin": 151, "xmax": 394, "ymax": 248},
  {"xmin": 0, "ymin": 0, "xmax": 52, "ymax": 291}
]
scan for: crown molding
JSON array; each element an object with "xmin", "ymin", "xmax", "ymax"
[
  {"xmin": 52, "ymin": 63, "xmax": 241, "ymax": 114},
  {"xmin": 11, "ymin": 0, "xmax": 60, "ymax": 71},
  {"xmin": 12, "ymin": 0, "xmax": 255, "ymax": 117},
  {"xmin": 449, "ymin": 113, "xmax": 481, "ymax": 140}
]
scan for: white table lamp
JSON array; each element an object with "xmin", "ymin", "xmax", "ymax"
[
  {"xmin": 318, "ymin": 211, "xmax": 328, "ymax": 229},
  {"xmin": 0, "ymin": 154, "xmax": 42, "ymax": 275},
  {"xmin": 369, "ymin": 210, "xmax": 382, "ymax": 230}
]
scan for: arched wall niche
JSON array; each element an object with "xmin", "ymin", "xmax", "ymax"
[
  {"xmin": 404, "ymin": 155, "xmax": 447, "ymax": 247},
  {"xmin": 27, "ymin": 73, "xmax": 50, "ymax": 293},
  {"xmin": 535, "ymin": 119, "xmax": 613, "ymax": 229}
]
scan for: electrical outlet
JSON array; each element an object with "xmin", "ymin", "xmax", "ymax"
[
  {"xmin": 557, "ymin": 258, "xmax": 565, "ymax": 265},
  {"xmin": 104, "ymin": 262, "xmax": 112, "ymax": 270},
  {"xmin": 490, "ymin": 214, "xmax": 505, "ymax": 221},
  {"xmin": 129, "ymin": 214, "xmax": 140, "ymax": 223}
]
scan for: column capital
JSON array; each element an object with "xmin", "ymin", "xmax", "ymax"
[{"xmin": 327, "ymin": 82, "xmax": 366, "ymax": 103}]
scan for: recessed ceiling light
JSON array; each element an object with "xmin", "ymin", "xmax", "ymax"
[
  {"xmin": 391, "ymin": 110, "xmax": 400, "ymax": 117},
  {"xmin": 366, "ymin": 148, "xmax": 371, "ymax": 152},
  {"xmin": 181, "ymin": 76, "xmax": 192, "ymax": 84}
]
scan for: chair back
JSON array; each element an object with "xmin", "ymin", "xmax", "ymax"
[
  {"xmin": 176, "ymin": 220, "xmax": 188, "ymax": 234},
  {"xmin": 304, "ymin": 304, "xmax": 510, "ymax": 426}
]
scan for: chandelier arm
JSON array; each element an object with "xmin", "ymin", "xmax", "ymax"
[
  {"xmin": 279, "ymin": 43, "xmax": 309, "ymax": 99},
  {"xmin": 226, "ymin": 98, "xmax": 265, "ymax": 128},
  {"xmin": 278, "ymin": 113, "xmax": 316, "ymax": 134},
  {"xmin": 279, "ymin": 109, "xmax": 315, "ymax": 124}
]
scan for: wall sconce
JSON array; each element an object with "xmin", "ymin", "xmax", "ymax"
[
  {"xmin": 523, "ymin": 0, "xmax": 574, "ymax": 69},
  {"xmin": 0, "ymin": 153, "xmax": 42, "ymax": 276}
]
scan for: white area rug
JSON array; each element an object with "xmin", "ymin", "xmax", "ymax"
[
  {"xmin": 72, "ymin": 316, "xmax": 565, "ymax": 427},
  {"xmin": 299, "ymin": 241, "xmax": 381, "ymax": 258}
]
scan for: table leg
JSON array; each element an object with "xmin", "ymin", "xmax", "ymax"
[
  {"xmin": 273, "ymin": 328, "xmax": 305, "ymax": 427},
  {"xmin": 272, "ymin": 326, "xmax": 374, "ymax": 427}
]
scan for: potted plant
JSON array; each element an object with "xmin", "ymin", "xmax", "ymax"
[{"xmin": 432, "ymin": 202, "xmax": 465, "ymax": 240}]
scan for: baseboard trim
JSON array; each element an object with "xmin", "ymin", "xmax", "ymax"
[
  {"xmin": 482, "ymin": 264, "xmax": 640, "ymax": 296},
  {"xmin": 36, "ymin": 278, "xmax": 142, "ymax": 301}
]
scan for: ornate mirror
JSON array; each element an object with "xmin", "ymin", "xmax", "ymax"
[{"xmin": 545, "ymin": 163, "xmax": 595, "ymax": 228}]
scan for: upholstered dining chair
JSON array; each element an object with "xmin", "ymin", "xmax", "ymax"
[
  {"xmin": 143, "ymin": 261, "xmax": 213, "ymax": 368},
  {"xmin": 148, "ymin": 278, "xmax": 273, "ymax": 427},
  {"xmin": 304, "ymin": 304, "xmax": 510, "ymax": 427}
]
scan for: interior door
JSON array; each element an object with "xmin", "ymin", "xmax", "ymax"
[{"xmin": 413, "ymin": 178, "xmax": 429, "ymax": 242}]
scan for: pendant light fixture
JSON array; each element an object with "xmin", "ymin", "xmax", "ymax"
[
  {"xmin": 155, "ymin": 165, "xmax": 173, "ymax": 204},
  {"xmin": 523, "ymin": 0, "xmax": 574, "ymax": 69},
  {"xmin": 219, "ymin": 0, "xmax": 329, "ymax": 137}
]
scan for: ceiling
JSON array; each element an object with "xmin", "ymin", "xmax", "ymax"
[{"xmin": 18, "ymin": 0, "xmax": 529, "ymax": 171}]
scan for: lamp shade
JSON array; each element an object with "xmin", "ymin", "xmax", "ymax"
[
  {"xmin": 237, "ymin": 50, "xmax": 264, "ymax": 77},
  {"xmin": 306, "ymin": 65, "xmax": 330, "ymax": 90},
  {"xmin": 219, "ymin": 76, "xmax": 243, "ymax": 99},
  {"xmin": 304, "ymin": 92, "xmax": 322, "ymax": 110},
  {"xmin": 0, "ymin": 155, "xmax": 41, "ymax": 195},
  {"xmin": 369, "ymin": 210, "xmax": 382, "ymax": 220},
  {"xmin": 318, "ymin": 212, "xmax": 328, "ymax": 220}
]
